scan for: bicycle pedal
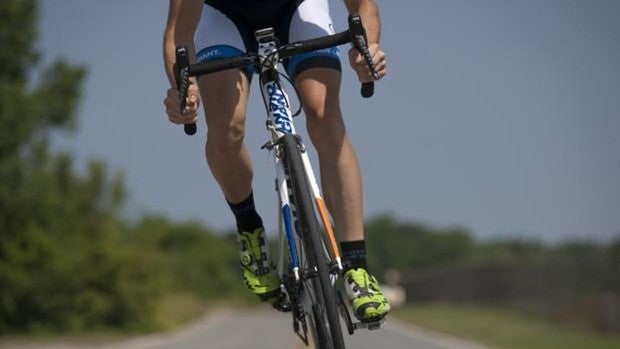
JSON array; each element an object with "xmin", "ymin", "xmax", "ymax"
[
  {"xmin": 271, "ymin": 292, "xmax": 292, "ymax": 312},
  {"xmin": 272, "ymin": 300, "xmax": 292, "ymax": 312},
  {"xmin": 353, "ymin": 318, "xmax": 385, "ymax": 331}
]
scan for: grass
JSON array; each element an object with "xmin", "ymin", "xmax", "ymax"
[
  {"xmin": 153, "ymin": 292, "xmax": 211, "ymax": 331},
  {"xmin": 393, "ymin": 303, "xmax": 620, "ymax": 349}
]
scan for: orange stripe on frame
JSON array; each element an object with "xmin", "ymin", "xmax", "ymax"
[{"xmin": 315, "ymin": 197, "xmax": 340, "ymax": 259}]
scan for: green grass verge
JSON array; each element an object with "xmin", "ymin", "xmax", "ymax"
[
  {"xmin": 153, "ymin": 292, "xmax": 211, "ymax": 331},
  {"xmin": 393, "ymin": 303, "xmax": 620, "ymax": 349},
  {"xmin": 153, "ymin": 291, "xmax": 257, "ymax": 331}
]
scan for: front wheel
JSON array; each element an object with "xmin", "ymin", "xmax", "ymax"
[{"xmin": 281, "ymin": 134, "xmax": 345, "ymax": 349}]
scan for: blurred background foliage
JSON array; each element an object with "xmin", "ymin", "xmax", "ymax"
[
  {"xmin": 365, "ymin": 215, "xmax": 620, "ymax": 333},
  {"xmin": 1, "ymin": 0, "xmax": 618, "ymax": 339},
  {"xmin": 0, "ymin": 0, "xmax": 246, "ymax": 334}
]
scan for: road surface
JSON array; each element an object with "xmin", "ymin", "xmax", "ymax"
[{"xmin": 1, "ymin": 309, "xmax": 488, "ymax": 349}]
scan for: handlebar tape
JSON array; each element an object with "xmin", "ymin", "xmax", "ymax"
[
  {"xmin": 174, "ymin": 46, "xmax": 197, "ymax": 136},
  {"xmin": 348, "ymin": 15, "xmax": 376, "ymax": 98}
]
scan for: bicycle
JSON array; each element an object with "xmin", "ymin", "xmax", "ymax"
[{"xmin": 174, "ymin": 14, "xmax": 383, "ymax": 349}]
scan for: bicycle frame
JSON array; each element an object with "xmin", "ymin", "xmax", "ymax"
[
  {"xmin": 249, "ymin": 28, "xmax": 348, "ymax": 346},
  {"xmin": 252, "ymin": 27, "xmax": 343, "ymax": 282}
]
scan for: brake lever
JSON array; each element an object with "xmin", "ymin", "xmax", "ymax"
[
  {"xmin": 174, "ymin": 46, "xmax": 197, "ymax": 136},
  {"xmin": 348, "ymin": 14, "xmax": 378, "ymax": 98}
]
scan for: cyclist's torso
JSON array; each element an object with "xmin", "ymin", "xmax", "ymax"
[
  {"xmin": 204, "ymin": 0, "xmax": 303, "ymax": 27},
  {"xmin": 204, "ymin": 0, "xmax": 298, "ymax": 9}
]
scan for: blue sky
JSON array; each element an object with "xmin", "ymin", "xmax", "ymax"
[{"xmin": 40, "ymin": 0, "xmax": 620, "ymax": 242}]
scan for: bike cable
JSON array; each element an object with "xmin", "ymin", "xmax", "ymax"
[{"xmin": 257, "ymin": 51, "xmax": 303, "ymax": 119}]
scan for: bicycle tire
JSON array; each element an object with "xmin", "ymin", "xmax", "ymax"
[{"xmin": 281, "ymin": 134, "xmax": 345, "ymax": 349}]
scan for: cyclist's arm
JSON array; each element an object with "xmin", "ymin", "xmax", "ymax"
[
  {"xmin": 163, "ymin": 0, "xmax": 183, "ymax": 87},
  {"xmin": 174, "ymin": 0, "xmax": 202, "ymax": 69},
  {"xmin": 163, "ymin": 0, "xmax": 201, "ymax": 87},
  {"xmin": 163, "ymin": 0, "xmax": 201, "ymax": 126},
  {"xmin": 343, "ymin": 0, "xmax": 381, "ymax": 44}
]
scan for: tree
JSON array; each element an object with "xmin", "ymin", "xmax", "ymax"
[
  {"xmin": 0, "ymin": 0, "xmax": 156, "ymax": 333},
  {"xmin": 0, "ymin": 1, "xmax": 250, "ymax": 333}
]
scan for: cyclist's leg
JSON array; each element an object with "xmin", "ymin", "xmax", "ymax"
[
  {"xmin": 297, "ymin": 69, "xmax": 364, "ymax": 243},
  {"xmin": 286, "ymin": 0, "xmax": 363, "ymax": 243},
  {"xmin": 195, "ymin": 4, "xmax": 279, "ymax": 300},
  {"xmin": 195, "ymin": 4, "xmax": 253, "ymax": 204},
  {"xmin": 288, "ymin": 0, "xmax": 390, "ymax": 321},
  {"xmin": 297, "ymin": 69, "xmax": 390, "ymax": 322}
]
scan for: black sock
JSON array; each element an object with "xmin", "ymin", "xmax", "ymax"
[
  {"xmin": 227, "ymin": 191, "xmax": 263, "ymax": 233},
  {"xmin": 340, "ymin": 240, "xmax": 368, "ymax": 271}
]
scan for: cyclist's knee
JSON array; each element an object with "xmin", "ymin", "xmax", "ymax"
[
  {"xmin": 206, "ymin": 117, "xmax": 246, "ymax": 153},
  {"xmin": 200, "ymin": 70, "xmax": 249, "ymax": 125},
  {"xmin": 304, "ymin": 95, "xmax": 341, "ymax": 122},
  {"xmin": 296, "ymin": 68, "xmax": 345, "ymax": 150},
  {"xmin": 306, "ymin": 108, "xmax": 346, "ymax": 154},
  {"xmin": 200, "ymin": 72, "xmax": 249, "ymax": 154}
]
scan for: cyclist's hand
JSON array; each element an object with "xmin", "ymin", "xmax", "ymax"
[
  {"xmin": 163, "ymin": 84, "xmax": 200, "ymax": 125},
  {"xmin": 348, "ymin": 43, "xmax": 387, "ymax": 83}
]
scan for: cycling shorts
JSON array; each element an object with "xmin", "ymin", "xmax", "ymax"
[{"xmin": 195, "ymin": 0, "xmax": 341, "ymax": 81}]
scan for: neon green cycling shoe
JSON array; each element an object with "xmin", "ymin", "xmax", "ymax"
[
  {"xmin": 344, "ymin": 268, "xmax": 391, "ymax": 322},
  {"xmin": 238, "ymin": 228, "xmax": 281, "ymax": 301}
]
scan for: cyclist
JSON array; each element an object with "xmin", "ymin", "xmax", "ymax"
[{"xmin": 163, "ymin": 0, "xmax": 389, "ymax": 322}]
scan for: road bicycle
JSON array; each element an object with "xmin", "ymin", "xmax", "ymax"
[{"xmin": 174, "ymin": 14, "xmax": 382, "ymax": 349}]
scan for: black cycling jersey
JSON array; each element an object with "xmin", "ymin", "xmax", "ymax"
[{"xmin": 204, "ymin": 0, "xmax": 304, "ymax": 28}]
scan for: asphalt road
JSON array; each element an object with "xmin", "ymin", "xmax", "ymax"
[{"xmin": 1, "ymin": 309, "xmax": 488, "ymax": 349}]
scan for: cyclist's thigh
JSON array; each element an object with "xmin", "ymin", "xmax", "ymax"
[
  {"xmin": 195, "ymin": 4, "xmax": 251, "ymax": 125},
  {"xmin": 296, "ymin": 68, "xmax": 342, "ymax": 119},
  {"xmin": 286, "ymin": 0, "xmax": 342, "ymax": 84}
]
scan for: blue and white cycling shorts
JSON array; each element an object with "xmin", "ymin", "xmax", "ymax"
[{"xmin": 195, "ymin": 0, "xmax": 341, "ymax": 81}]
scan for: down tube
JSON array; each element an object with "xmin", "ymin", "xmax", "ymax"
[{"xmin": 276, "ymin": 156, "xmax": 300, "ymax": 281}]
